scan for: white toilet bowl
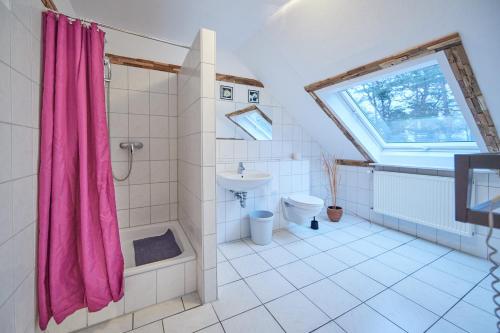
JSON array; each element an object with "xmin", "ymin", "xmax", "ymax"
[{"xmin": 282, "ymin": 194, "xmax": 324, "ymax": 225}]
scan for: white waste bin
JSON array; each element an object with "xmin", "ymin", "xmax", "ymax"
[{"xmin": 249, "ymin": 210, "xmax": 274, "ymax": 245}]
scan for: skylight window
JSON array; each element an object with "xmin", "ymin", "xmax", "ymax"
[
  {"xmin": 312, "ymin": 50, "xmax": 486, "ymax": 169},
  {"xmin": 342, "ymin": 62, "xmax": 474, "ymax": 146}
]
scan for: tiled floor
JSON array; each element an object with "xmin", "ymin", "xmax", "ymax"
[{"xmin": 85, "ymin": 214, "xmax": 498, "ymax": 333}]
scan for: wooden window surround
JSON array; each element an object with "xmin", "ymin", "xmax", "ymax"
[{"xmin": 304, "ymin": 33, "xmax": 500, "ymax": 164}]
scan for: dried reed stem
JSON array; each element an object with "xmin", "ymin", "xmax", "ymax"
[{"xmin": 322, "ymin": 153, "xmax": 340, "ymax": 208}]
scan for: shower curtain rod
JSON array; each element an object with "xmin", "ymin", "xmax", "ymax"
[{"xmin": 45, "ymin": 9, "xmax": 191, "ymax": 50}]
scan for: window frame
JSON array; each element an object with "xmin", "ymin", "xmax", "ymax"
[{"xmin": 319, "ymin": 52, "xmax": 483, "ymax": 153}]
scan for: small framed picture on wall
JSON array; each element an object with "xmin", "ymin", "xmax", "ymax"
[
  {"xmin": 248, "ymin": 89, "xmax": 260, "ymax": 103},
  {"xmin": 220, "ymin": 86, "xmax": 233, "ymax": 100}
]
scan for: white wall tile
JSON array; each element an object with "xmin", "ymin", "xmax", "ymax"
[
  {"xmin": 110, "ymin": 65, "xmax": 128, "ymax": 89},
  {"xmin": 129, "ymin": 91, "xmax": 149, "ymax": 115},
  {"xmin": 157, "ymin": 264, "xmax": 185, "ymax": 302},
  {"xmin": 124, "ymin": 271, "xmax": 156, "ymax": 313},
  {"xmin": 12, "ymin": 176, "xmax": 34, "ymax": 233},
  {"xmin": 11, "ymin": 124, "xmax": 33, "ymax": 178},
  {"xmin": 0, "ymin": 239, "xmax": 14, "ymax": 306},
  {"xmin": 128, "ymin": 67, "xmax": 149, "ymax": 92},
  {"xmin": 149, "ymin": 71, "xmax": 169, "ymax": 94},
  {"xmin": 0, "ymin": 5, "xmax": 11, "ymax": 65},
  {"xmin": 0, "ymin": 62, "xmax": 11, "ymax": 123},
  {"xmin": 150, "ymin": 93, "xmax": 169, "ymax": 116}
]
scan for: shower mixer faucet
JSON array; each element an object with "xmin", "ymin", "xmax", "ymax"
[{"xmin": 119, "ymin": 142, "xmax": 144, "ymax": 152}]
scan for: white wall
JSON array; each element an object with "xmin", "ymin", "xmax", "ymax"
[
  {"xmin": 333, "ymin": 164, "xmax": 500, "ymax": 259},
  {"xmin": 0, "ymin": 0, "xmax": 44, "ymax": 332},
  {"xmin": 178, "ymin": 29, "xmax": 217, "ymax": 303},
  {"xmin": 215, "ymin": 81, "xmax": 326, "ymax": 243},
  {"xmin": 237, "ymin": 0, "xmax": 500, "ymax": 160},
  {"xmin": 108, "ymin": 64, "xmax": 179, "ymax": 229}
]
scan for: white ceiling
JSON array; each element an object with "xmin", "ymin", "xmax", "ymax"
[
  {"xmin": 69, "ymin": 0, "xmax": 289, "ymax": 51},
  {"xmin": 237, "ymin": 0, "xmax": 500, "ymax": 158}
]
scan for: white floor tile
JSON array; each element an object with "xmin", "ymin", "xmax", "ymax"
[
  {"xmin": 303, "ymin": 252, "xmax": 348, "ymax": 276},
  {"xmin": 363, "ymin": 234, "xmax": 403, "ymax": 250},
  {"xmin": 392, "ymin": 244, "xmax": 439, "ymax": 264},
  {"xmin": 342, "ymin": 225, "xmax": 375, "ymax": 238},
  {"xmin": 133, "ymin": 298, "xmax": 184, "ymax": 328},
  {"xmin": 277, "ymin": 261, "xmax": 324, "ymax": 288},
  {"xmin": 412, "ymin": 266, "xmax": 474, "ymax": 298},
  {"xmin": 212, "ymin": 280, "xmax": 261, "ymax": 320},
  {"xmin": 222, "ymin": 306, "xmax": 284, "ymax": 333},
  {"xmin": 162, "ymin": 304, "xmax": 218, "ymax": 333},
  {"xmin": 197, "ymin": 323, "xmax": 224, "ymax": 333},
  {"xmin": 392, "ymin": 277, "xmax": 458, "ymax": 315},
  {"xmin": 326, "ymin": 246, "xmax": 369, "ymax": 266},
  {"xmin": 443, "ymin": 250, "xmax": 492, "ymax": 272},
  {"xmin": 218, "ymin": 241, "xmax": 254, "ymax": 259},
  {"xmin": 131, "ymin": 321, "xmax": 163, "ymax": 333},
  {"xmin": 301, "ymin": 279, "xmax": 360, "ymax": 319},
  {"xmin": 379, "ymin": 229, "xmax": 415, "ymax": 243},
  {"xmin": 266, "ymin": 291, "xmax": 329, "ymax": 333},
  {"xmin": 444, "ymin": 301, "xmax": 498, "ymax": 333},
  {"xmin": 230, "ymin": 253, "xmax": 272, "ymax": 278},
  {"xmin": 355, "ymin": 260, "xmax": 406, "ymax": 286},
  {"xmin": 287, "ymin": 224, "xmax": 321, "ymax": 239},
  {"xmin": 284, "ymin": 240, "xmax": 321, "ymax": 259},
  {"xmin": 258, "ymin": 246, "xmax": 298, "ymax": 267},
  {"xmin": 347, "ymin": 239, "xmax": 386, "ymax": 257},
  {"xmin": 324, "ymin": 230, "xmax": 359, "ymax": 244},
  {"xmin": 463, "ymin": 286, "xmax": 495, "ymax": 314},
  {"xmin": 429, "ymin": 257, "xmax": 487, "ymax": 283},
  {"xmin": 272, "ymin": 230, "xmax": 300, "ymax": 245},
  {"xmin": 243, "ymin": 238, "xmax": 279, "ymax": 252},
  {"xmin": 330, "ymin": 268, "xmax": 385, "ymax": 301},
  {"xmin": 245, "ymin": 270, "xmax": 295, "ymax": 303},
  {"xmin": 217, "ymin": 249, "xmax": 227, "ymax": 263},
  {"xmin": 181, "ymin": 292, "xmax": 201, "ymax": 310},
  {"xmin": 376, "ymin": 251, "xmax": 424, "ymax": 274},
  {"xmin": 427, "ymin": 319, "xmax": 467, "ymax": 333},
  {"xmin": 217, "ymin": 261, "xmax": 241, "ymax": 286},
  {"xmin": 367, "ymin": 289, "xmax": 438, "ymax": 333},
  {"xmin": 407, "ymin": 238, "xmax": 451, "ymax": 256},
  {"xmin": 312, "ymin": 321, "xmax": 345, "ymax": 333},
  {"xmin": 305, "ymin": 235, "xmax": 341, "ymax": 251},
  {"xmin": 336, "ymin": 304, "xmax": 405, "ymax": 333}
]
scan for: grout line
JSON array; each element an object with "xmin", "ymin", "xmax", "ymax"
[{"xmin": 217, "ymin": 218, "xmax": 489, "ymax": 333}]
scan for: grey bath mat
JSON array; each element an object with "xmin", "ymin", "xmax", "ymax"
[{"xmin": 133, "ymin": 229, "xmax": 182, "ymax": 266}]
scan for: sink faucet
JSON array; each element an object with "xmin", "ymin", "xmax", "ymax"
[{"xmin": 238, "ymin": 162, "xmax": 245, "ymax": 175}]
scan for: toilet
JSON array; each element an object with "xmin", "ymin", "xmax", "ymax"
[{"xmin": 282, "ymin": 194, "xmax": 324, "ymax": 225}]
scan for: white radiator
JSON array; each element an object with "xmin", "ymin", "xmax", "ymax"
[{"xmin": 373, "ymin": 171, "xmax": 473, "ymax": 236}]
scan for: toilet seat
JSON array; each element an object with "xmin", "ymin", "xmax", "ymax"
[{"xmin": 287, "ymin": 194, "xmax": 323, "ymax": 208}]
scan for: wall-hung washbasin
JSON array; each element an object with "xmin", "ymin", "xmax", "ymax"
[{"xmin": 217, "ymin": 170, "xmax": 272, "ymax": 192}]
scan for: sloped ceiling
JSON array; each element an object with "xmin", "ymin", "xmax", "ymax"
[
  {"xmin": 65, "ymin": 0, "xmax": 500, "ymax": 159},
  {"xmin": 236, "ymin": 0, "xmax": 500, "ymax": 158},
  {"xmin": 69, "ymin": 0, "xmax": 289, "ymax": 52}
]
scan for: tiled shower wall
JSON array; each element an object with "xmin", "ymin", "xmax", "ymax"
[
  {"xmin": 0, "ymin": 0, "xmax": 44, "ymax": 332},
  {"xmin": 178, "ymin": 29, "xmax": 217, "ymax": 303},
  {"xmin": 108, "ymin": 64, "xmax": 178, "ymax": 229},
  {"xmin": 215, "ymin": 82, "xmax": 326, "ymax": 244},
  {"xmin": 331, "ymin": 164, "xmax": 500, "ymax": 259}
]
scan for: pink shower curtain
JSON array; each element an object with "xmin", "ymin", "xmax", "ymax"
[{"xmin": 38, "ymin": 12, "xmax": 124, "ymax": 330}]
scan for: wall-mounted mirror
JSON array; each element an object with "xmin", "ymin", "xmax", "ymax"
[{"xmin": 217, "ymin": 104, "xmax": 272, "ymax": 140}]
